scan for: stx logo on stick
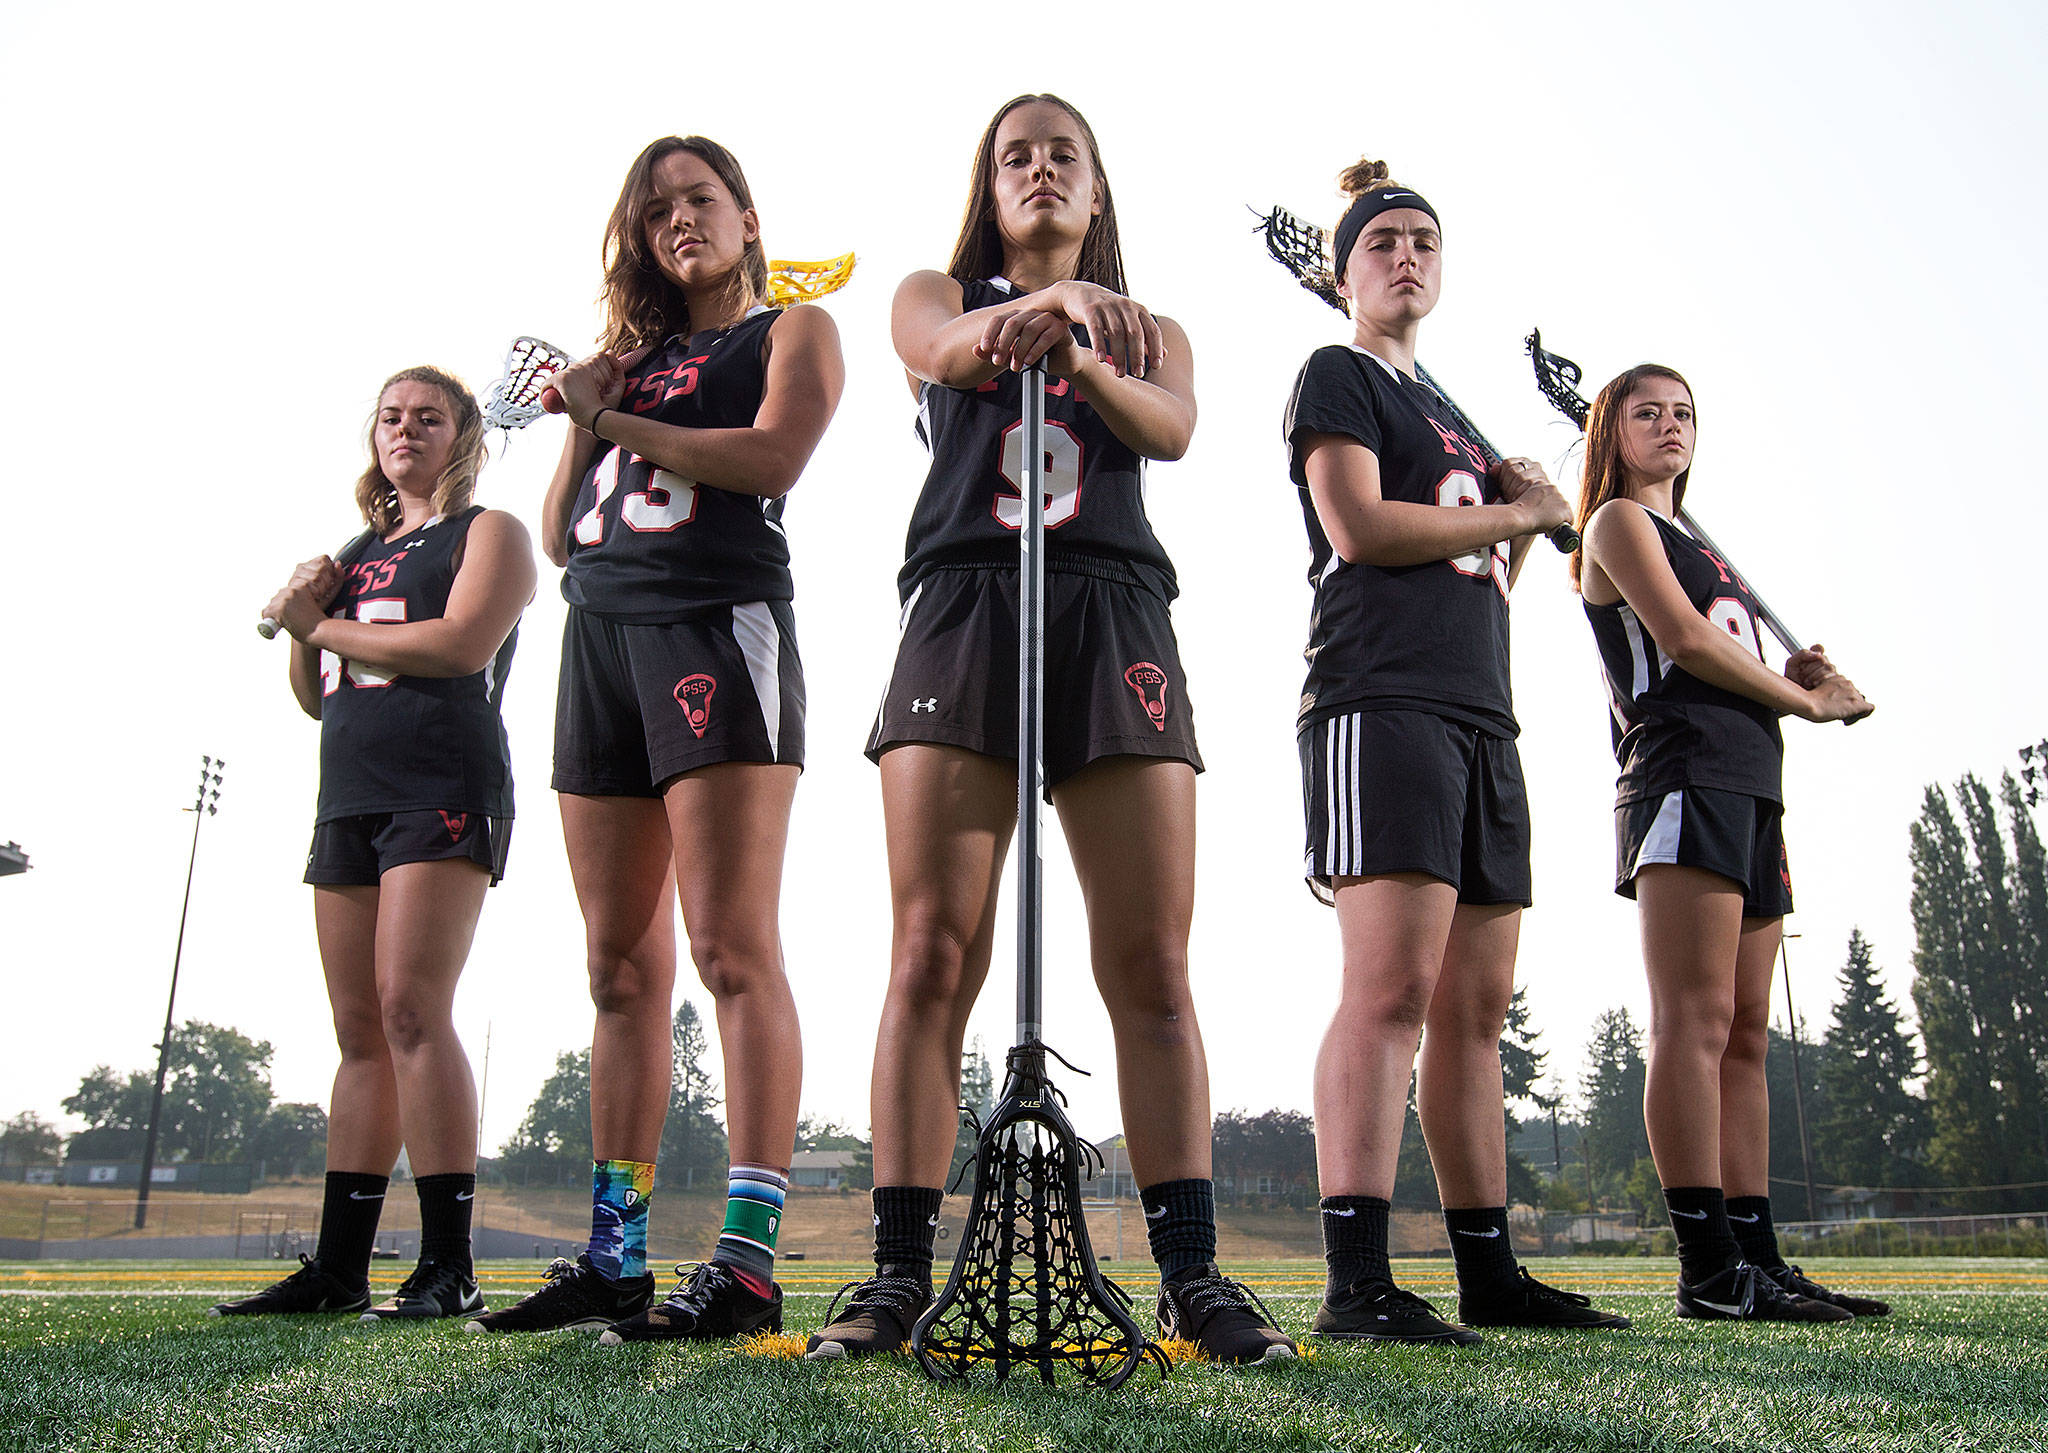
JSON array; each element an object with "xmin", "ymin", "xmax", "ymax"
[
  {"xmin": 674, "ymin": 674, "xmax": 717, "ymax": 739},
  {"xmin": 1123, "ymin": 662, "xmax": 1168, "ymax": 732}
]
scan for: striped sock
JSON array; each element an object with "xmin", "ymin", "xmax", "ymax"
[
  {"xmin": 587, "ymin": 1159, "xmax": 656, "ymax": 1281},
  {"xmin": 712, "ymin": 1163, "xmax": 788, "ymax": 1297}
]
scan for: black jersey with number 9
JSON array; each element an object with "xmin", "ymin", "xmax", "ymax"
[
  {"xmin": 562, "ymin": 307, "xmax": 791, "ymax": 623},
  {"xmin": 1284, "ymin": 344, "xmax": 1515, "ymax": 737},
  {"xmin": 896, "ymin": 278, "xmax": 1179, "ymax": 602}
]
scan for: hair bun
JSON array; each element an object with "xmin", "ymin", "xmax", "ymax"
[{"xmin": 1337, "ymin": 158, "xmax": 1393, "ymax": 197}]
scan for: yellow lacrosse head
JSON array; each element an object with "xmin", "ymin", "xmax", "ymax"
[{"xmin": 766, "ymin": 252, "xmax": 857, "ymax": 306}]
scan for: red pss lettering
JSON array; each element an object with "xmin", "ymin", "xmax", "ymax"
[
  {"xmin": 975, "ymin": 374, "xmax": 1073, "ymax": 397},
  {"xmin": 1423, "ymin": 414, "xmax": 1485, "ymax": 469},
  {"xmin": 1698, "ymin": 547, "xmax": 1734, "ymax": 584}
]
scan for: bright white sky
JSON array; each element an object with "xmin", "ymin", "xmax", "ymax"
[{"xmin": 3, "ymin": 2, "xmax": 2043, "ymax": 1160}]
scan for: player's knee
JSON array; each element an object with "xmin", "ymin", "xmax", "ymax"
[
  {"xmin": 1722, "ymin": 1006, "xmax": 1769, "ymax": 1067},
  {"xmin": 1351, "ymin": 968, "xmax": 1436, "ymax": 1034},
  {"xmin": 586, "ymin": 953, "xmax": 667, "ymax": 1017},
  {"xmin": 377, "ymin": 994, "xmax": 446, "ymax": 1057},
  {"xmin": 889, "ymin": 920, "xmax": 975, "ymax": 1006},
  {"xmin": 1095, "ymin": 942, "xmax": 1193, "ymax": 1025},
  {"xmin": 330, "ymin": 1005, "xmax": 389, "ymax": 1063},
  {"xmin": 685, "ymin": 930, "xmax": 780, "ymax": 1001},
  {"xmin": 1652, "ymin": 1003, "xmax": 1735, "ymax": 1059}
]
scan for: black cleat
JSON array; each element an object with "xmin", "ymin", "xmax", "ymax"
[
  {"xmin": 209, "ymin": 1255, "xmax": 369, "ymax": 1317},
  {"xmin": 360, "ymin": 1257, "xmax": 483, "ymax": 1321},
  {"xmin": 804, "ymin": 1265, "xmax": 932, "ymax": 1361},
  {"xmin": 1675, "ymin": 1262, "xmax": 1853, "ymax": 1323},
  {"xmin": 1157, "ymin": 1262, "xmax": 1298, "ymax": 1364},
  {"xmin": 1460, "ymin": 1266, "xmax": 1632, "ymax": 1329},
  {"xmin": 1311, "ymin": 1279, "xmax": 1482, "ymax": 1345},
  {"xmin": 599, "ymin": 1261, "xmax": 781, "ymax": 1344},
  {"xmin": 1764, "ymin": 1263, "xmax": 1890, "ymax": 1317},
  {"xmin": 464, "ymin": 1254, "xmax": 654, "ymax": 1334}
]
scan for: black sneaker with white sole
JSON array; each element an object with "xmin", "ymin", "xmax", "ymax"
[
  {"xmin": 1674, "ymin": 1262, "xmax": 1852, "ymax": 1323},
  {"xmin": 1311, "ymin": 1280, "xmax": 1482, "ymax": 1345},
  {"xmin": 1459, "ymin": 1266, "xmax": 1633, "ymax": 1329},
  {"xmin": 1158, "ymin": 1262, "xmax": 1298, "ymax": 1364},
  {"xmin": 463, "ymin": 1254, "xmax": 654, "ymax": 1334},
  {"xmin": 804, "ymin": 1266, "xmax": 932, "ymax": 1360},
  {"xmin": 1763, "ymin": 1262, "xmax": 1890, "ymax": 1317},
  {"xmin": 360, "ymin": 1258, "xmax": 483, "ymax": 1321},
  {"xmin": 209, "ymin": 1255, "xmax": 369, "ymax": 1317},
  {"xmin": 599, "ymin": 1261, "xmax": 781, "ymax": 1344}
]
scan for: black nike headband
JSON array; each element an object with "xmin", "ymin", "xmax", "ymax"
[{"xmin": 1331, "ymin": 188, "xmax": 1440, "ymax": 279}]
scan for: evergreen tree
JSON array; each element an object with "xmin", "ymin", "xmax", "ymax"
[
  {"xmin": 660, "ymin": 1002, "xmax": 728, "ymax": 1186},
  {"xmin": 499, "ymin": 1048, "xmax": 592, "ymax": 1176},
  {"xmin": 1578, "ymin": 1008, "xmax": 1650, "ymax": 1195},
  {"xmin": 1817, "ymin": 930, "xmax": 1924, "ymax": 1187},
  {"xmin": 1763, "ymin": 1024, "xmax": 1828, "ymax": 1222},
  {"xmin": 946, "ymin": 1038, "xmax": 996, "ymax": 1190},
  {"xmin": 1910, "ymin": 774, "xmax": 2048, "ymax": 1203}
]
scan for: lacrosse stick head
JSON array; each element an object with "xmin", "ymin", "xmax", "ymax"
[
  {"xmin": 1253, "ymin": 205, "xmax": 1348, "ymax": 315},
  {"xmin": 766, "ymin": 252, "xmax": 856, "ymax": 308},
  {"xmin": 481, "ymin": 336, "xmax": 574, "ymax": 432},
  {"xmin": 911, "ymin": 1044, "xmax": 1164, "ymax": 1389},
  {"xmin": 1525, "ymin": 328, "xmax": 1592, "ymax": 429}
]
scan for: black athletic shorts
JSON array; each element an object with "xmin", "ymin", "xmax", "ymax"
[
  {"xmin": 553, "ymin": 602, "xmax": 806, "ymax": 796},
  {"xmin": 305, "ymin": 810, "xmax": 511, "ymax": 887},
  {"xmin": 1298, "ymin": 707, "xmax": 1531, "ymax": 907},
  {"xmin": 865, "ymin": 564, "xmax": 1202, "ymax": 788},
  {"xmin": 1615, "ymin": 786, "xmax": 1792, "ymax": 918}
]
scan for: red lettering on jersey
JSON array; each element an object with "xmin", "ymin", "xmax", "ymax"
[
  {"xmin": 1422, "ymin": 415, "xmax": 1489, "ymax": 472},
  {"xmin": 343, "ymin": 552, "xmax": 407, "ymax": 599},
  {"xmin": 975, "ymin": 374, "xmax": 1073, "ymax": 396},
  {"xmin": 1698, "ymin": 546, "xmax": 1740, "ymax": 587},
  {"xmin": 665, "ymin": 355, "xmax": 709, "ymax": 402}
]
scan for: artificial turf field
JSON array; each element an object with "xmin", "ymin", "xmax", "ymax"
[{"xmin": 2, "ymin": 1259, "xmax": 2042, "ymax": 1452}]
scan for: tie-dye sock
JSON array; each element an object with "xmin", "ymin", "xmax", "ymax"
[
  {"xmin": 710, "ymin": 1163, "xmax": 788, "ymax": 1297},
  {"xmin": 586, "ymin": 1159, "xmax": 655, "ymax": 1281}
]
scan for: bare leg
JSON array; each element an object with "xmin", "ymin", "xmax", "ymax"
[
  {"xmin": 1053, "ymin": 757, "xmax": 1207, "ymax": 1185},
  {"xmin": 1415, "ymin": 904, "xmax": 1520, "ymax": 1208},
  {"xmin": 664, "ymin": 762, "xmax": 804, "ymax": 1169},
  {"xmin": 1638, "ymin": 865, "xmax": 1746, "ymax": 1188},
  {"xmin": 561, "ymin": 793, "xmax": 679, "ymax": 1162},
  {"xmin": 1316, "ymin": 874, "xmax": 1459, "ymax": 1198},
  {"xmin": 1719, "ymin": 915, "xmax": 1783, "ymax": 1198},
  {"xmin": 371, "ymin": 858, "xmax": 489, "ymax": 1176},
  {"xmin": 870, "ymin": 746, "xmax": 1014, "ymax": 1188},
  {"xmin": 316, "ymin": 885, "xmax": 402, "ymax": 1175}
]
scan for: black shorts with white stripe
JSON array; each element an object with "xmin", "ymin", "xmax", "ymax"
[
  {"xmin": 865, "ymin": 563, "xmax": 1201, "ymax": 789},
  {"xmin": 552, "ymin": 602, "xmax": 806, "ymax": 796},
  {"xmin": 1298, "ymin": 708, "xmax": 1531, "ymax": 907},
  {"xmin": 305, "ymin": 810, "xmax": 512, "ymax": 887},
  {"xmin": 1614, "ymin": 785, "xmax": 1791, "ymax": 918}
]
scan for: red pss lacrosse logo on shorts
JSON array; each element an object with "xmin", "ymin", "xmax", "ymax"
[
  {"xmin": 674, "ymin": 674, "xmax": 717, "ymax": 739},
  {"xmin": 1123, "ymin": 661, "xmax": 1168, "ymax": 732},
  {"xmin": 1779, "ymin": 844, "xmax": 1793, "ymax": 894}
]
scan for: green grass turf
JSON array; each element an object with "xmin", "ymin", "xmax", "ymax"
[{"xmin": 2, "ymin": 1259, "xmax": 2043, "ymax": 1452}]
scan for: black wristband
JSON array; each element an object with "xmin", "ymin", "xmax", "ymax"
[{"xmin": 588, "ymin": 407, "xmax": 613, "ymax": 438}]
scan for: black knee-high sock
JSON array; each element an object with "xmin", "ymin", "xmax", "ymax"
[
  {"xmin": 1321, "ymin": 1195, "xmax": 1391, "ymax": 1295},
  {"xmin": 872, "ymin": 1186, "xmax": 944, "ymax": 1279},
  {"xmin": 1141, "ymin": 1179, "xmax": 1217, "ymax": 1282},
  {"xmin": 313, "ymin": 1171, "xmax": 388, "ymax": 1288},
  {"xmin": 1726, "ymin": 1195, "xmax": 1786, "ymax": 1270},
  {"xmin": 1443, "ymin": 1205, "xmax": 1518, "ymax": 1292},
  {"xmin": 1664, "ymin": 1186, "xmax": 1743, "ymax": 1282},
  {"xmin": 415, "ymin": 1172, "xmax": 476, "ymax": 1272}
]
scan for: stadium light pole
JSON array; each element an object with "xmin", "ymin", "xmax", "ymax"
[
  {"xmin": 1778, "ymin": 932, "xmax": 1819, "ymax": 1223},
  {"xmin": 135, "ymin": 756, "xmax": 224, "ymax": 1230}
]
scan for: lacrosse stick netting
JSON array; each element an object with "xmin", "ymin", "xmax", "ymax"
[{"xmin": 481, "ymin": 336, "xmax": 575, "ymax": 432}]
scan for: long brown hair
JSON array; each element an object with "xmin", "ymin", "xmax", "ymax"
[
  {"xmin": 1570, "ymin": 363, "xmax": 1694, "ymax": 591},
  {"xmin": 353, "ymin": 366, "xmax": 485, "ymax": 535},
  {"xmin": 946, "ymin": 94, "xmax": 1126, "ymax": 293},
  {"xmin": 600, "ymin": 136, "xmax": 769, "ymax": 353}
]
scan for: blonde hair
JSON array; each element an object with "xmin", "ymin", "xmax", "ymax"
[{"xmin": 353, "ymin": 366, "xmax": 485, "ymax": 535}]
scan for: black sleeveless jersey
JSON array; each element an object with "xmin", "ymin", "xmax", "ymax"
[
  {"xmin": 316, "ymin": 505, "xmax": 518, "ymax": 822},
  {"xmin": 896, "ymin": 278, "xmax": 1179, "ymax": 602},
  {"xmin": 1283, "ymin": 344, "xmax": 1515, "ymax": 736},
  {"xmin": 563, "ymin": 307, "xmax": 792, "ymax": 622},
  {"xmin": 1583, "ymin": 506, "xmax": 1783, "ymax": 804}
]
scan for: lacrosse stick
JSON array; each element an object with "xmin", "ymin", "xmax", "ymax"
[
  {"xmin": 909, "ymin": 366, "xmax": 1164, "ymax": 1390},
  {"xmin": 1253, "ymin": 205, "xmax": 1579, "ymax": 552},
  {"xmin": 1526, "ymin": 329, "xmax": 1869, "ymax": 723},
  {"xmin": 258, "ymin": 527, "xmax": 377, "ymax": 640},
  {"xmin": 481, "ymin": 336, "xmax": 575, "ymax": 433}
]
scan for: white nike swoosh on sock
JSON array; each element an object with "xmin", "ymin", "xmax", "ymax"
[
  {"xmin": 1323, "ymin": 1208, "xmax": 1356, "ymax": 1217},
  {"xmin": 1670, "ymin": 1208, "xmax": 1709, "ymax": 1219},
  {"xmin": 455, "ymin": 1192, "xmax": 474, "ymax": 1201},
  {"xmin": 1729, "ymin": 1213, "xmax": 1759, "ymax": 1223},
  {"xmin": 1452, "ymin": 1227, "xmax": 1501, "ymax": 1238},
  {"xmin": 1145, "ymin": 1206, "xmax": 1167, "ymax": 1219},
  {"xmin": 349, "ymin": 1192, "xmax": 384, "ymax": 1201}
]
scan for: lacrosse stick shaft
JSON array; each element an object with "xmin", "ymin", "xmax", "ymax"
[
  {"xmin": 1017, "ymin": 366, "xmax": 1047, "ymax": 1044},
  {"xmin": 259, "ymin": 527, "xmax": 375, "ymax": 640},
  {"xmin": 1674, "ymin": 507, "xmax": 1804, "ymax": 655},
  {"xmin": 1413, "ymin": 363, "xmax": 1579, "ymax": 554}
]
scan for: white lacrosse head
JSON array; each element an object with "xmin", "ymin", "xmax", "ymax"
[{"xmin": 481, "ymin": 336, "xmax": 574, "ymax": 431}]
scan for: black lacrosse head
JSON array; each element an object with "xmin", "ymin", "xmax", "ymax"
[
  {"xmin": 1526, "ymin": 328, "xmax": 1592, "ymax": 429},
  {"xmin": 1253, "ymin": 205, "xmax": 1348, "ymax": 315},
  {"xmin": 911, "ymin": 1044, "xmax": 1164, "ymax": 1388}
]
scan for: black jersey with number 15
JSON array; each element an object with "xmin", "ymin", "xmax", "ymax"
[
  {"xmin": 896, "ymin": 278, "xmax": 1178, "ymax": 603},
  {"xmin": 563, "ymin": 306, "xmax": 790, "ymax": 623},
  {"xmin": 1283, "ymin": 344, "xmax": 1515, "ymax": 737},
  {"xmin": 1584, "ymin": 506, "xmax": 1783, "ymax": 805},
  {"xmin": 317, "ymin": 505, "xmax": 517, "ymax": 823}
]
